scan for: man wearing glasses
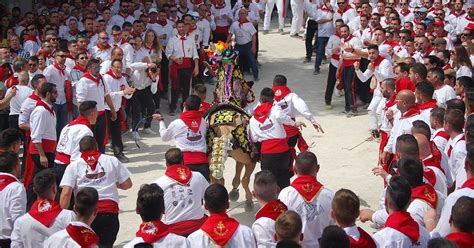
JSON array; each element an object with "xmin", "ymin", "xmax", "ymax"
[
  {"xmin": 23, "ymin": 24, "xmax": 40, "ymax": 57},
  {"xmin": 91, "ymin": 32, "xmax": 113, "ymax": 62},
  {"xmin": 398, "ymin": 0, "xmax": 414, "ymax": 23},
  {"xmin": 109, "ymin": 0, "xmax": 135, "ymax": 29},
  {"xmin": 8, "ymin": 35, "xmax": 30, "ymax": 60},
  {"xmin": 333, "ymin": 0, "xmax": 357, "ymax": 29},
  {"xmin": 43, "ymin": 49, "xmax": 71, "ymax": 138}
]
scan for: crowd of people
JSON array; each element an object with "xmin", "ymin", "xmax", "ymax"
[{"xmin": 1, "ymin": 0, "xmax": 474, "ymax": 247}]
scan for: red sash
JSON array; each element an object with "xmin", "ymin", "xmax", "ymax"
[
  {"xmin": 254, "ymin": 102, "xmax": 272, "ymax": 123},
  {"xmin": 418, "ymin": 100, "xmax": 437, "ymax": 110},
  {"xmin": 136, "ymin": 221, "xmax": 170, "ymax": 243},
  {"xmin": 183, "ymin": 151, "xmax": 208, "ymax": 165},
  {"xmin": 97, "ymin": 199, "xmax": 119, "ymax": 214},
  {"xmin": 66, "ymin": 223, "xmax": 100, "ymax": 248},
  {"xmin": 80, "ymin": 149, "xmax": 101, "ymax": 171},
  {"xmin": 29, "ymin": 139, "xmax": 57, "ymax": 154},
  {"xmin": 348, "ymin": 227, "xmax": 377, "ymax": 248},
  {"xmin": 200, "ymin": 213, "xmax": 239, "ymax": 247},
  {"xmin": 170, "ymin": 58, "xmax": 192, "ymax": 90},
  {"xmin": 168, "ymin": 215, "xmax": 208, "ymax": 236},
  {"xmin": 179, "ymin": 110, "xmax": 202, "ymax": 133},
  {"xmin": 272, "ymin": 86, "xmax": 291, "ymax": 102},
  {"xmin": 411, "ymin": 184, "xmax": 438, "ymax": 209},
  {"xmin": 255, "ymin": 200, "xmax": 287, "ymax": 221},
  {"xmin": 0, "ymin": 174, "xmax": 17, "ymax": 191},
  {"xmin": 461, "ymin": 177, "xmax": 474, "ymax": 189},
  {"xmin": 290, "ymin": 175, "xmax": 324, "ymax": 203},
  {"xmin": 214, "ymin": 26, "xmax": 229, "ymax": 35},
  {"xmin": 261, "ymin": 139, "xmax": 289, "ymax": 154},
  {"xmin": 385, "ymin": 211, "xmax": 420, "ymax": 244},
  {"xmin": 165, "ymin": 164, "xmax": 192, "ymax": 185},
  {"xmin": 446, "ymin": 232, "xmax": 474, "ymax": 248},
  {"xmin": 29, "ymin": 199, "xmax": 63, "ymax": 227}
]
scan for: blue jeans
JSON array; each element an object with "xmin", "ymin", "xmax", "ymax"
[
  {"xmin": 315, "ymin": 36, "xmax": 329, "ymax": 71},
  {"xmin": 235, "ymin": 42, "xmax": 258, "ymax": 79},
  {"xmin": 53, "ymin": 103, "xmax": 68, "ymax": 138}
]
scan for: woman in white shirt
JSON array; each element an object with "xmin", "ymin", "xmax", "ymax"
[{"xmin": 452, "ymin": 45, "xmax": 473, "ymax": 79}]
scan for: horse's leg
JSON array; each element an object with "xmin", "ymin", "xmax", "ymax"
[
  {"xmin": 242, "ymin": 161, "xmax": 256, "ymax": 212},
  {"xmin": 229, "ymin": 161, "xmax": 244, "ymax": 202}
]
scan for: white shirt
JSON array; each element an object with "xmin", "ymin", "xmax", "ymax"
[
  {"xmin": 165, "ymin": 35, "xmax": 199, "ymax": 60},
  {"xmin": 133, "ymin": 47, "xmax": 150, "ymax": 63},
  {"xmin": 129, "ymin": 62, "xmax": 156, "ymax": 90},
  {"xmin": 110, "ymin": 40, "xmax": 134, "ymax": 71},
  {"xmin": 455, "ymin": 15, "xmax": 474, "ymax": 35},
  {"xmin": 124, "ymin": 234, "xmax": 191, "ymax": 248},
  {"xmin": 7, "ymin": 85, "xmax": 33, "ymax": 115},
  {"xmin": 314, "ymin": 9, "xmax": 335, "ymax": 37},
  {"xmin": 23, "ymin": 40, "xmax": 40, "ymax": 58},
  {"xmin": 89, "ymin": 45, "xmax": 112, "ymax": 61},
  {"xmin": 18, "ymin": 95, "xmax": 38, "ymax": 126},
  {"xmin": 355, "ymin": 57, "xmax": 395, "ymax": 83},
  {"xmin": 55, "ymin": 121, "xmax": 93, "ymax": 164},
  {"xmin": 433, "ymin": 85, "xmax": 456, "ymax": 108},
  {"xmin": 211, "ymin": 5, "xmax": 233, "ymax": 27},
  {"xmin": 148, "ymin": 22, "xmax": 174, "ymax": 46},
  {"xmin": 252, "ymin": 215, "xmax": 277, "ymax": 248},
  {"xmin": 279, "ymin": 183, "xmax": 334, "ymax": 248},
  {"xmin": 248, "ymin": 106, "xmax": 295, "ymax": 144},
  {"xmin": 109, "ymin": 14, "xmax": 135, "ymax": 30},
  {"xmin": 373, "ymin": 222, "xmax": 430, "ymax": 248},
  {"xmin": 10, "ymin": 208, "xmax": 76, "ymax": 248},
  {"xmin": 75, "ymin": 75, "xmax": 110, "ymax": 111},
  {"xmin": 44, "ymin": 222, "xmax": 98, "ymax": 248},
  {"xmin": 325, "ymin": 34, "xmax": 341, "ymax": 67},
  {"xmin": 456, "ymin": 65, "xmax": 473, "ymax": 79},
  {"xmin": 43, "ymin": 64, "xmax": 70, "ymax": 104},
  {"xmin": 187, "ymin": 225, "xmax": 257, "ymax": 248},
  {"xmin": 196, "ymin": 19, "xmax": 212, "ymax": 47},
  {"xmin": 333, "ymin": 8, "xmax": 358, "ymax": 26},
  {"xmin": 30, "ymin": 102, "xmax": 57, "ymax": 143},
  {"xmin": 102, "ymin": 73, "xmax": 132, "ymax": 111},
  {"xmin": 229, "ymin": 21, "xmax": 256, "ymax": 45},
  {"xmin": 340, "ymin": 35, "xmax": 362, "ymax": 61},
  {"xmin": 273, "ymin": 92, "xmax": 317, "ymax": 126},
  {"xmin": 432, "ymin": 128, "xmax": 449, "ymax": 153},
  {"xmin": 444, "ymin": 133, "xmax": 467, "ymax": 181},
  {"xmin": 154, "ymin": 171, "xmax": 208, "ymax": 225},
  {"xmin": 0, "ymin": 173, "xmax": 26, "ymax": 239},
  {"xmin": 384, "ymin": 111, "xmax": 421, "ymax": 154},
  {"xmin": 60, "ymin": 154, "xmax": 131, "ymax": 205},
  {"xmin": 159, "ymin": 118, "xmax": 207, "ymax": 153}
]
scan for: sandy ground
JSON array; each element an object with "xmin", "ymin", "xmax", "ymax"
[{"xmin": 113, "ymin": 20, "xmax": 383, "ymax": 247}]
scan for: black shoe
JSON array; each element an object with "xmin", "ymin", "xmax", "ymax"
[
  {"xmin": 303, "ymin": 58, "xmax": 311, "ymax": 63},
  {"xmin": 313, "ymin": 70, "xmax": 320, "ymax": 75},
  {"xmin": 115, "ymin": 152, "xmax": 129, "ymax": 163}
]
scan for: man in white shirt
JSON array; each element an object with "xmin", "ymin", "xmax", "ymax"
[
  {"xmin": 413, "ymin": 36, "xmax": 436, "ymax": 63},
  {"xmin": 279, "ymin": 151, "xmax": 334, "ymax": 248},
  {"xmin": 11, "ymin": 169, "xmax": 76, "ymax": 248},
  {"xmin": 415, "ymin": 82, "xmax": 437, "ymax": 126},
  {"xmin": 312, "ymin": 1, "xmax": 335, "ymax": 74},
  {"xmin": 428, "ymin": 68, "xmax": 456, "ymax": 108},
  {"xmin": 153, "ymin": 148, "xmax": 208, "ymax": 236},
  {"xmin": 211, "ymin": 0, "xmax": 233, "ymax": 42},
  {"xmin": 372, "ymin": 176, "xmax": 430, "ymax": 247},
  {"xmin": 109, "ymin": 0, "xmax": 135, "ymax": 29},
  {"xmin": 187, "ymin": 184, "xmax": 257, "ymax": 248},
  {"xmin": 44, "ymin": 187, "xmax": 100, "ymax": 248},
  {"xmin": 124, "ymin": 183, "xmax": 191, "ymax": 247},
  {"xmin": 7, "ymin": 72, "xmax": 32, "ymax": 131},
  {"xmin": 90, "ymin": 32, "xmax": 113, "ymax": 62},
  {"xmin": 252, "ymin": 170, "xmax": 288, "ymax": 247},
  {"xmin": 0, "ymin": 152, "xmax": 26, "ymax": 247},
  {"xmin": 59, "ymin": 136, "xmax": 132, "ymax": 247},
  {"xmin": 431, "ymin": 108, "xmax": 449, "ymax": 152},
  {"xmin": 444, "ymin": 109, "xmax": 467, "ymax": 181}
]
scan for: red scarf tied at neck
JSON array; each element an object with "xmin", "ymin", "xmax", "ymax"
[
  {"xmin": 272, "ymin": 86, "xmax": 292, "ymax": 102},
  {"xmin": 253, "ymin": 102, "xmax": 273, "ymax": 124},
  {"xmin": 179, "ymin": 110, "xmax": 202, "ymax": 133},
  {"xmin": 81, "ymin": 150, "xmax": 102, "ymax": 171},
  {"xmin": 136, "ymin": 221, "xmax": 170, "ymax": 243}
]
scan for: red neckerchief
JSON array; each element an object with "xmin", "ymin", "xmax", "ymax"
[
  {"xmin": 136, "ymin": 221, "xmax": 170, "ymax": 243},
  {"xmin": 28, "ymin": 93, "xmax": 41, "ymax": 101},
  {"xmin": 383, "ymin": 39, "xmax": 399, "ymax": 48},
  {"xmin": 214, "ymin": 2, "xmax": 226, "ymax": 9},
  {"xmin": 423, "ymin": 166, "xmax": 437, "ymax": 187},
  {"xmin": 80, "ymin": 149, "xmax": 102, "ymax": 171},
  {"xmin": 106, "ymin": 69, "xmax": 123, "ymax": 80},
  {"xmin": 87, "ymin": 32, "xmax": 97, "ymax": 39},
  {"xmin": 290, "ymin": 175, "xmax": 324, "ymax": 203},
  {"xmin": 24, "ymin": 35, "xmax": 37, "ymax": 42},
  {"xmin": 446, "ymin": 232, "xmax": 474, "ymax": 248},
  {"xmin": 434, "ymin": 129, "xmax": 449, "ymax": 140},
  {"xmin": 372, "ymin": 55, "xmax": 385, "ymax": 68},
  {"xmin": 400, "ymin": 9, "xmax": 411, "ymax": 16},
  {"xmin": 97, "ymin": 43, "xmax": 111, "ymax": 50},
  {"xmin": 179, "ymin": 110, "xmax": 202, "ymax": 133},
  {"xmin": 452, "ymin": 10, "xmax": 466, "ymax": 17},
  {"xmin": 69, "ymin": 29, "xmax": 79, "ymax": 36},
  {"xmin": 165, "ymin": 164, "xmax": 193, "ymax": 185},
  {"xmin": 253, "ymin": 102, "xmax": 273, "ymax": 124},
  {"xmin": 344, "ymin": 34, "xmax": 354, "ymax": 43},
  {"xmin": 348, "ymin": 227, "xmax": 377, "ymax": 248},
  {"xmin": 337, "ymin": 6, "xmax": 353, "ymax": 15},
  {"xmin": 178, "ymin": 7, "xmax": 188, "ymax": 15},
  {"xmin": 272, "ymin": 86, "xmax": 292, "ymax": 102},
  {"xmin": 423, "ymin": 154, "xmax": 444, "ymax": 174},
  {"xmin": 119, "ymin": 12, "xmax": 130, "ymax": 19},
  {"xmin": 411, "ymin": 184, "xmax": 438, "ymax": 209},
  {"xmin": 82, "ymin": 72, "xmax": 101, "ymax": 86},
  {"xmin": 0, "ymin": 174, "xmax": 17, "ymax": 191},
  {"xmin": 443, "ymin": 64, "xmax": 453, "ymax": 70},
  {"xmin": 448, "ymin": 135, "xmax": 465, "ymax": 157},
  {"xmin": 68, "ymin": 115, "xmax": 92, "ymax": 129},
  {"xmin": 238, "ymin": 19, "xmax": 249, "ymax": 28},
  {"xmin": 191, "ymin": 0, "xmax": 203, "ymax": 4},
  {"xmin": 36, "ymin": 100, "xmax": 55, "ymax": 115},
  {"xmin": 319, "ymin": 4, "xmax": 332, "ymax": 12},
  {"xmin": 418, "ymin": 99, "xmax": 437, "ymax": 110},
  {"xmin": 73, "ymin": 63, "xmax": 87, "ymax": 73},
  {"xmin": 157, "ymin": 19, "xmax": 167, "ymax": 26},
  {"xmin": 66, "ymin": 223, "xmax": 100, "ymax": 248},
  {"xmin": 53, "ymin": 62, "xmax": 65, "ymax": 76},
  {"xmin": 461, "ymin": 177, "xmax": 474, "ymax": 189},
  {"xmin": 28, "ymin": 199, "xmax": 63, "ymax": 227},
  {"xmin": 385, "ymin": 211, "xmax": 420, "ymax": 244},
  {"xmin": 384, "ymin": 95, "xmax": 396, "ymax": 111},
  {"xmin": 113, "ymin": 39, "xmax": 126, "ymax": 47},
  {"xmin": 144, "ymin": 43, "xmax": 154, "ymax": 54},
  {"xmin": 255, "ymin": 200, "xmax": 287, "ymax": 221},
  {"xmin": 200, "ymin": 213, "xmax": 239, "ymax": 247},
  {"xmin": 400, "ymin": 106, "xmax": 420, "ymax": 119},
  {"xmin": 422, "ymin": 46, "xmax": 434, "ymax": 58}
]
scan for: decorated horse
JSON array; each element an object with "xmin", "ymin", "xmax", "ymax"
[{"xmin": 202, "ymin": 42, "xmax": 257, "ymax": 211}]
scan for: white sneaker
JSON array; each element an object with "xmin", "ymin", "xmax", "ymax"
[
  {"xmin": 143, "ymin": 128, "xmax": 157, "ymax": 135},
  {"xmin": 132, "ymin": 131, "xmax": 141, "ymax": 140}
]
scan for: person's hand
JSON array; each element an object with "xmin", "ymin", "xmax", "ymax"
[
  {"xmin": 359, "ymin": 209, "xmax": 374, "ymax": 223},
  {"xmin": 123, "ymin": 87, "xmax": 135, "ymax": 95},
  {"xmin": 342, "ymin": 43, "xmax": 353, "ymax": 52},
  {"xmin": 386, "ymin": 109, "xmax": 394, "ymax": 121},
  {"xmin": 312, "ymin": 122, "xmax": 324, "ymax": 133},
  {"xmin": 40, "ymin": 154, "xmax": 49, "ymax": 168},
  {"xmin": 332, "ymin": 47, "xmax": 340, "ymax": 54},
  {"xmin": 111, "ymin": 111, "xmax": 117, "ymax": 121},
  {"xmin": 295, "ymin": 121, "xmax": 306, "ymax": 129},
  {"xmin": 367, "ymin": 62, "xmax": 375, "ymax": 71},
  {"xmin": 193, "ymin": 65, "xmax": 199, "ymax": 77},
  {"xmin": 152, "ymin": 113, "xmax": 164, "ymax": 121},
  {"xmin": 354, "ymin": 61, "xmax": 360, "ymax": 70},
  {"xmin": 372, "ymin": 166, "xmax": 389, "ymax": 179}
]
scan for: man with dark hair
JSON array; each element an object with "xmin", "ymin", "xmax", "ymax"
[
  {"xmin": 76, "ymin": 58, "xmax": 117, "ymax": 153},
  {"xmin": 153, "ymin": 148, "xmax": 208, "ymax": 236},
  {"xmin": 319, "ymin": 225, "xmax": 350, "ymax": 248},
  {"xmin": 44, "ymin": 187, "xmax": 100, "ymax": 247},
  {"xmin": 430, "ymin": 108, "xmax": 449, "ymax": 152},
  {"xmin": 373, "ymin": 176, "xmax": 430, "ymax": 246},
  {"xmin": 378, "ymin": 78, "xmax": 397, "ymax": 161},
  {"xmin": 428, "ymin": 67, "xmax": 456, "ymax": 108},
  {"xmin": 446, "ymin": 99, "xmax": 466, "ymax": 116},
  {"xmin": 60, "ymin": 136, "xmax": 132, "ymax": 247},
  {"xmin": 454, "ymin": 76, "xmax": 474, "ymax": 98},
  {"xmin": 249, "ymin": 88, "xmax": 304, "ymax": 189},
  {"xmin": 252, "ymin": 170, "xmax": 288, "ymax": 247},
  {"xmin": 124, "ymin": 184, "xmax": 190, "ymax": 247},
  {"xmin": 279, "ymin": 151, "xmax": 333, "ymax": 247},
  {"xmin": 444, "ymin": 196, "xmax": 474, "ymax": 247},
  {"xmin": 424, "ymin": 55, "xmax": 443, "ymax": 70},
  {"xmin": 188, "ymin": 184, "xmax": 256, "ymax": 247},
  {"xmin": 11, "ymin": 169, "xmax": 75, "ymax": 247},
  {"xmin": 409, "ymin": 63, "xmax": 428, "ymax": 84},
  {"xmin": 415, "ymin": 82, "xmax": 437, "ymax": 126},
  {"xmin": 154, "ymin": 95, "xmax": 209, "ymax": 180},
  {"xmin": 444, "ymin": 109, "xmax": 466, "ymax": 182},
  {"xmin": 18, "ymin": 74, "xmax": 47, "ymax": 131},
  {"xmin": 275, "ymin": 210, "xmax": 302, "ymax": 246},
  {"xmin": 0, "ymin": 128, "xmax": 22, "ymax": 152},
  {"xmin": 0, "ymin": 152, "xmax": 26, "ymax": 247}
]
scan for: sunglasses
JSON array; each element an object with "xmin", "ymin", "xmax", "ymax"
[
  {"xmin": 50, "ymin": 38, "xmax": 57, "ymax": 41},
  {"xmin": 400, "ymin": 2, "xmax": 408, "ymax": 5},
  {"xmin": 337, "ymin": 2, "xmax": 344, "ymax": 4},
  {"xmin": 93, "ymin": 66, "xmax": 101, "ymax": 70},
  {"xmin": 415, "ymin": 12, "xmax": 424, "ymax": 15},
  {"xmin": 461, "ymin": 33, "xmax": 470, "ymax": 37},
  {"xmin": 100, "ymin": 37, "xmax": 110, "ymax": 40},
  {"xmin": 57, "ymin": 55, "xmax": 67, "ymax": 58}
]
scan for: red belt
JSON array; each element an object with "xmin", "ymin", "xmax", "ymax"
[
  {"xmin": 98, "ymin": 110, "xmax": 105, "ymax": 116},
  {"xmin": 214, "ymin": 26, "xmax": 230, "ymax": 35},
  {"xmin": 98, "ymin": 199, "xmax": 119, "ymax": 214},
  {"xmin": 342, "ymin": 59, "xmax": 359, "ymax": 68},
  {"xmin": 183, "ymin": 151, "xmax": 208, "ymax": 165},
  {"xmin": 331, "ymin": 54, "xmax": 340, "ymax": 60},
  {"xmin": 29, "ymin": 139, "xmax": 57, "ymax": 154},
  {"xmin": 261, "ymin": 138, "xmax": 289, "ymax": 154}
]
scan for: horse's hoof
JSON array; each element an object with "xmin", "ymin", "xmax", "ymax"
[
  {"xmin": 229, "ymin": 188, "xmax": 239, "ymax": 202},
  {"xmin": 244, "ymin": 199, "xmax": 254, "ymax": 212}
]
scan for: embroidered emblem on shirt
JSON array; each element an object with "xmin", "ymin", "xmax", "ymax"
[{"xmin": 214, "ymin": 221, "xmax": 228, "ymax": 237}]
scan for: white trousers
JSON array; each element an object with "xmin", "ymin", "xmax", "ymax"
[
  {"xmin": 290, "ymin": 0, "xmax": 304, "ymax": 35},
  {"xmin": 263, "ymin": 0, "xmax": 286, "ymax": 30},
  {"xmin": 368, "ymin": 87, "xmax": 383, "ymax": 130}
]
